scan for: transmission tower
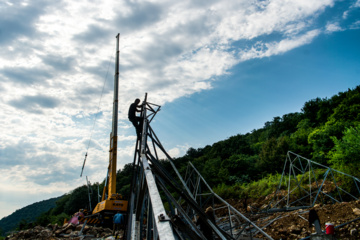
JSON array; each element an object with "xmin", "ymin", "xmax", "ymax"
[{"xmin": 125, "ymin": 93, "xmax": 273, "ymax": 240}]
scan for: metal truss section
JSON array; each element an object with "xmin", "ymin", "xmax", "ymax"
[
  {"xmin": 126, "ymin": 94, "xmax": 234, "ymax": 240},
  {"xmin": 266, "ymin": 151, "xmax": 360, "ymax": 212},
  {"xmin": 126, "ymin": 94, "xmax": 276, "ymax": 239},
  {"xmin": 127, "ymin": 94, "xmax": 175, "ymax": 240},
  {"xmin": 183, "ymin": 162, "xmax": 274, "ymax": 240}
]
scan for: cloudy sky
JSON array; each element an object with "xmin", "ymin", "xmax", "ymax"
[{"xmin": 1, "ymin": 0, "xmax": 359, "ymax": 219}]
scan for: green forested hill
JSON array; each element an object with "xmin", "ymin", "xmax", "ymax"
[
  {"xmin": 0, "ymin": 196, "xmax": 61, "ymax": 236},
  {"xmin": 2, "ymin": 85, "xmax": 360, "ymax": 237},
  {"xmin": 173, "ymin": 86, "xmax": 360, "ymax": 187}
]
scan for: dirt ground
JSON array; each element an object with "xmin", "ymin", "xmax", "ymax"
[
  {"xmin": 6, "ymin": 190, "xmax": 360, "ymax": 240},
  {"xmin": 225, "ymin": 198, "xmax": 360, "ymax": 240}
]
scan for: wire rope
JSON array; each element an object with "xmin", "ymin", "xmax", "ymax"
[{"xmin": 81, "ymin": 47, "xmax": 115, "ymax": 177}]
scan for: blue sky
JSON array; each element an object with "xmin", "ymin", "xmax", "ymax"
[
  {"xmin": 0, "ymin": 0, "xmax": 359, "ymax": 219},
  {"xmin": 153, "ymin": 27, "xmax": 360, "ymax": 151}
]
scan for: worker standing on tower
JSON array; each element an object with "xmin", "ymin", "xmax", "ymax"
[{"xmin": 128, "ymin": 98, "xmax": 142, "ymax": 139}]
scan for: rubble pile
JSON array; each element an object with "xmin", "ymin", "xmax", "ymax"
[
  {"xmin": 223, "ymin": 198, "xmax": 360, "ymax": 239},
  {"xmin": 5, "ymin": 223, "xmax": 124, "ymax": 240},
  {"xmin": 4, "ymin": 198, "xmax": 360, "ymax": 239},
  {"xmin": 257, "ymin": 201, "xmax": 360, "ymax": 239}
]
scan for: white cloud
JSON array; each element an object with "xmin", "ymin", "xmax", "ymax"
[
  {"xmin": 350, "ymin": 20, "xmax": 360, "ymax": 29},
  {"xmin": 239, "ymin": 29, "xmax": 321, "ymax": 61},
  {"xmin": 325, "ymin": 22, "xmax": 344, "ymax": 33},
  {"xmin": 0, "ymin": 0, "xmax": 349, "ymax": 218},
  {"xmin": 169, "ymin": 144, "xmax": 191, "ymax": 158},
  {"xmin": 354, "ymin": 0, "xmax": 360, "ymax": 7},
  {"xmin": 343, "ymin": 0, "xmax": 360, "ymax": 19},
  {"xmin": 213, "ymin": 0, "xmax": 333, "ymax": 41}
]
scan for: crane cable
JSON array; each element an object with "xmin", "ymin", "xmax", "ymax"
[{"xmin": 80, "ymin": 48, "xmax": 115, "ymax": 177}]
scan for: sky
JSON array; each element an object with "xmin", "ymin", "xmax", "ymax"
[{"xmin": 0, "ymin": 0, "xmax": 360, "ymax": 219}]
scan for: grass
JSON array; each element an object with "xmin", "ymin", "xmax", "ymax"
[
  {"xmin": 213, "ymin": 169, "xmax": 331, "ymax": 201},
  {"xmin": 213, "ymin": 173, "xmax": 284, "ymax": 200}
]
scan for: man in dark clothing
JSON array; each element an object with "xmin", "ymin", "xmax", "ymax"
[
  {"xmin": 196, "ymin": 207, "xmax": 215, "ymax": 240},
  {"xmin": 128, "ymin": 98, "xmax": 142, "ymax": 138}
]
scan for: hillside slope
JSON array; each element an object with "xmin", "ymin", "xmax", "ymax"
[{"xmin": 0, "ymin": 196, "xmax": 61, "ymax": 236}]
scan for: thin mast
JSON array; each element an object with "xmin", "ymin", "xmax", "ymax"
[
  {"xmin": 107, "ymin": 33, "xmax": 120, "ymax": 198},
  {"xmin": 112, "ymin": 33, "xmax": 120, "ymax": 136}
]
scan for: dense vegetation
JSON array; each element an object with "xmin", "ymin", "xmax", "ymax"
[
  {"xmin": 0, "ymin": 196, "xmax": 61, "ymax": 236},
  {"xmin": 171, "ymin": 86, "xmax": 360, "ymax": 191},
  {"xmin": 2, "ymin": 85, "xmax": 360, "ymax": 236}
]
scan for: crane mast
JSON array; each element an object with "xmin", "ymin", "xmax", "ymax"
[
  {"xmin": 107, "ymin": 33, "xmax": 120, "ymax": 199},
  {"xmin": 92, "ymin": 33, "xmax": 128, "ymax": 217}
]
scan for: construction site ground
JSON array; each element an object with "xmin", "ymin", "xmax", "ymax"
[
  {"xmin": 225, "ymin": 198, "xmax": 360, "ymax": 239},
  {"xmin": 5, "ymin": 197, "xmax": 360, "ymax": 240}
]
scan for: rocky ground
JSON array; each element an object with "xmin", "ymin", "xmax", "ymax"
[
  {"xmin": 262, "ymin": 200, "xmax": 360, "ymax": 239},
  {"xmin": 5, "ymin": 200, "xmax": 360, "ymax": 240},
  {"xmin": 4, "ymin": 223, "xmax": 124, "ymax": 240},
  {"xmin": 225, "ymin": 198, "xmax": 360, "ymax": 239}
]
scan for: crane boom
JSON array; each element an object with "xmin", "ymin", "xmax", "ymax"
[
  {"xmin": 92, "ymin": 33, "xmax": 128, "ymax": 217},
  {"xmin": 108, "ymin": 33, "xmax": 120, "ymax": 198}
]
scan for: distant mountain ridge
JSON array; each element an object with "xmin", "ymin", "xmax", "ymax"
[{"xmin": 0, "ymin": 196, "xmax": 62, "ymax": 235}]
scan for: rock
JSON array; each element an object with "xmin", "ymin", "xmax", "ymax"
[
  {"xmin": 93, "ymin": 226, "xmax": 103, "ymax": 233},
  {"xmin": 33, "ymin": 225, "xmax": 43, "ymax": 231},
  {"xmin": 54, "ymin": 229, "xmax": 64, "ymax": 236},
  {"xmin": 105, "ymin": 237, "xmax": 116, "ymax": 240},
  {"xmin": 82, "ymin": 225, "xmax": 91, "ymax": 233},
  {"xmin": 87, "ymin": 229, "xmax": 98, "ymax": 236},
  {"xmin": 247, "ymin": 205, "xmax": 252, "ymax": 212},
  {"xmin": 70, "ymin": 237, "xmax": 81, "ymax": 240},
  {"xmin": 53, "ymin": 223, "xmax": 59, "ymax": 231},
  {"xmin": 75, "ymin": 224, "xmax": 84, "ymax": 231},
  {"xmin": 36, "ymin": 229, "xmax": 52, "ymax": 238},
  {"xmin": 288, "ymin": 225, "xmax": 301, "ymax": 234},
  {"xmin": 353, "ymin": 208, "xmax": 360, "ymax": 215},
  {"xmin": 63, "ymin": 223, "xmax": 75, "ymax": 232},
  {"xmin": 350, "ymin": 228, "xmax": 357, "ymax": 236},
  {"xmin": 23, "ymin": 229, "xmax": 34, "ymax": 238}
]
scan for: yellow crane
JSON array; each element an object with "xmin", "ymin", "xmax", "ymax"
[{"xmin": 91, "ymin": 33, "xmax": 128, "ymax": 222}]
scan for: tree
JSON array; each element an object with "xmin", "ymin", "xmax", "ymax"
[
  {"xmin": 202, "ymin": 157, "xmax": 223, "ymax": 187},
  {"xmin": 116, "ymin": 163, "xmax": 135, "ymax": 198},
  {"xmin": 289, "ymin": 119, "xmax": 313, "ymax": 157},
  {"xmin": 51, "ymin": 194, "xmax": 71, "ymax": 215},
  {"xmin": 220, "ymin": 154, "xmax": 257, "ymax": 183},
  {"xmin": 301, "ymin": 97, "xmax": 324, "ymax": 127},
  {"xmin": 257, "ymin": 136, "xmax": 289, "ymax": 175},
  {"xmin": 308, "ymin": 88, "xmax": 360, "ymax": 164},
  {"xmin": 17, "ymin": 219, "xmax": 30, "ymax": 231},
  {"xmin": 35, "ymin": 210, "xmax": 51, "ymax": 226},
  {"xmin": 63, "ymin": 186, "xmax": 89, "ymax": 214},
  {"xmin": 328, "ymin": 125, "xmax": 360, "ymax": 177}
]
